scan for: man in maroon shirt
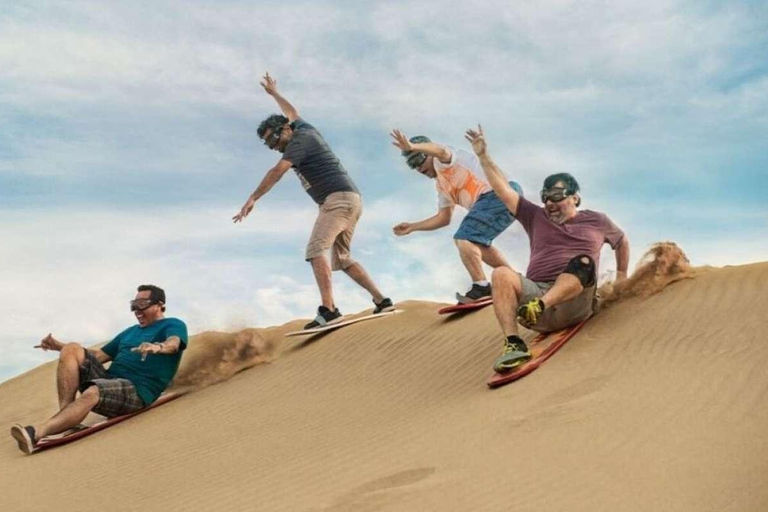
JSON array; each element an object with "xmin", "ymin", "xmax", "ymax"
[{"xmin": 465, "ymin": 126, "xmax": 630, "ymax": 373}]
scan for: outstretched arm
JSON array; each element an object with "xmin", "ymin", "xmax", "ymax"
[
  {"xmin": 393, "ymin": 207, "xmax": 453, "ymax": 236},
  {"xmin": 390, "ymin": 129, "xmax": 452, "ymax": 164},
  {"xmin": 232, "ymin": 159, "xmax": 293, "ymax": 223},
  {"xmin": 465, "ymin": 125, "xmax": 521, "ymax": 215},
  {"xmin": 131, "ymin": 336, "xmax": 182, "ymax": 361},
  {"xmin": 35, "ymin": 333, "xmax": 112, "ymax": 363},
  {"xmin": 261, "ymin": 72, "xmax": 299, "ymax": 122},
  {"xmin": 614, "ymin": 236, "xmax": 630, "ymax": 283}
]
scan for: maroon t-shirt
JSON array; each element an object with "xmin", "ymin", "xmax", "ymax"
[{"xmin": 515, "ymin": 197, "xmax": 625, "ymax": 282}]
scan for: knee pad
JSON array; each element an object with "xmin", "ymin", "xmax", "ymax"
[{"xmin": 563, "ymin": 254, "xmax": 596, "ymax": 288}]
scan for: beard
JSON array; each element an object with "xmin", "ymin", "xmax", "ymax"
[{"xmin": 545, "ymin": 208, "xmax": 569, "ymax": 225}]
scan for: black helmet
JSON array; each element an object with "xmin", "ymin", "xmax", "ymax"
[{"xmin": 403, "ymin": 135, "xmax": 431, "ymax": 169}]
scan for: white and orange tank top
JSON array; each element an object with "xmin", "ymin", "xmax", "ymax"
[{"xmin": 434, "ymin": 147, "xmax": 491, "ymax": 210}]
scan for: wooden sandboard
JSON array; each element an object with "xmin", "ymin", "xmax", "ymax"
[
  {"xmin": 32, "ymin": 391, "xmax": 186, "ymax": 453},
  {"xmin": 487, "ymin": 318, "xmax": 589, "ymax": 388},
  {"xmin": 438, "ymin": 299, "xmax": 493, "ymax": 315},
  {"xmin": 285, "ymin": 309, "xmax": 402, "ymax": 337}
]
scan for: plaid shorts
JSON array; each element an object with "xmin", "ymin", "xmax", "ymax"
[{"xmin": 79, "ymin": 349, "xmax": 145, "ymax": 418}]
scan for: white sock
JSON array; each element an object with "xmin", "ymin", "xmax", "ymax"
[{"xmin": 474, "ymin": 280, "xmax": 490, "ymax": 287}]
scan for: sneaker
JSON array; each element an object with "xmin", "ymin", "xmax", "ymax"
[
  {"xmin": 493, "ymin": 337, "xmax": 532, "ymax": 373},
  {"xmin": 304, "ymin": 305, "xmax": 342, "ymax": 330},
  {"xmin": 456, "ymin": 283, "xmax": 492, "ymax": 304},
  {"xmin": 10, "ymin": 424, "xmax": 36, "ymax": 454},
  {"xmin": 517, "ymin": 298, "xmax": 545, "ymax": 329},
  {"xmin": 373, "ymin": 297, "xmax": 394, "ymax": 314}
]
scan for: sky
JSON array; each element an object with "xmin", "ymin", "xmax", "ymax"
[{"xmin": 1, "ymin": 0, "xmax": 767, "ymax": 383}]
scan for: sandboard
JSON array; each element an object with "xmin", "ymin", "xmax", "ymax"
[
  {"xmin": 438, "ymin": 298, "xmax": 493, "ymax": 315},
  {"xmin": 487, "ymin": 318, "xmax": 589, "ymax": 388},
  {"xmin": 285, "ymin": 309, "xmax": 402, "ymax": 337},
  {"xmin": 31, "ymin": 391, "xmax": 186, "ymax": 454}
]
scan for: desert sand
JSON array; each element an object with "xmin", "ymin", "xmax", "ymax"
[{"xmin": 2, "ymin": 248, "xmax": 767, "ymax": 511}]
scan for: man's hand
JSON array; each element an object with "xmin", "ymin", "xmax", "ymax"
[
  {"xmin": 233, "ymin": 197, "xmax": 256, "ymax": 223},
  {"xmin": 131, "ymin": 342, "xmax": 163, "ymax": 362},
  {"xmin": 464, "ymin": 124, "xmax": 487, "ymax": 157},
  {"xmin": 35, "ymin": 333, "xmax": 64, "ymax": 352},
  {"xmin": 390, "ymin": 129, "xmax": 413, "ymax": 153},
  {"xmin": 393, "ymin": 222, "xmax": 414, "ymax": 236},
  {"xmin": 260, "ymin": 72, "xmax": 278, "ymax": 96}
]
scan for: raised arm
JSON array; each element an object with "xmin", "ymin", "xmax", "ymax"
[
  {"xmin": 465, "ymin": 125, "xmax": 521, "ymax": 216},
  {"xmin": 232, "ymin": 159, "xmax": 293, "ymax": 223},
  {"xmin": 260, "ymin": 72, "xmax": 299, "ymax": 122},
  {"xmin": 390, "ymin": 129, "xmax": 452, "ymax": 164},
  {"xmin": 614, "ymin": 235, "xmax": 630, "ymax": 283}
]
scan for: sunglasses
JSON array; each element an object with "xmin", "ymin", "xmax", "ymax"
[
  {"xmin": 540, "ymin": 188, "xmax": 572, "ymax": 203},
  {"xmin": 406, "ymin": 152, "xmax": 428, "ymax": 170},
  {"xmin": 130, "ymin": 299, "xmax": 158, "ymax": 312}
]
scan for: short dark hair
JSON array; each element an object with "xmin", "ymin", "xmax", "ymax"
[
  {"xmin": 137, "ymin": 284, "xmax": 166, "ymax": 312},
  {"xmin": 543, "ymin": 172, "xmax": 581, "ymax": 207},
  {"xmin": 257, "ymin": 114, "xmax": 289, "ymax": 138}
]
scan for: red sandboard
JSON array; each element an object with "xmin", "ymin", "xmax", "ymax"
[
  {"xmin": 438, "ymin": 299, "xmax": 493, "ymax": 315},
  {"xmin": 487, "ymin": 318, "xmax": 589, "ymax": 388},
  {"xmin": 31, "ymin": 391, "xmax": 185, "ymax": 453}
]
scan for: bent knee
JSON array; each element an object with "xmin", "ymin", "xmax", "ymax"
[
  {"xmin": 563, "ymin": 254, "xmax": 596, "ymax": 288},
  {"xmin": 60, "ymin": 343, "xmax": 86, "ymax": 362},
  {"xmin": 491, "ymin": 266, "xmax": 518, "ymax": 285}
]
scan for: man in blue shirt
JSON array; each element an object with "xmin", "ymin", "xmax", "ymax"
[{"xmin": 10, "ymin": 284, "xmax": 188, "ymax": 454}]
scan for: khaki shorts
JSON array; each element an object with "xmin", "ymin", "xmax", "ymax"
[
  {"xmin": 519, "ymin": 276, "xmax": 596, "ymax": 333},
  {"xmin": 305, "ymin": 192, "xmax": 362, "ymax": 271}
]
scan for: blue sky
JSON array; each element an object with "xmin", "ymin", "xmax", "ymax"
[{"xmin": 1, "ymin": 0, "xmax": 767, "ymax": 383}]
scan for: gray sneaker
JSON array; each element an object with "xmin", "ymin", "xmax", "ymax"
[
  {"xmin": 11, "ymin": 424, "xmax": 37, "ymax": 455},
  {"xmin": 493, "ymin": 337, "xmax": 532, "ymax": 373}
]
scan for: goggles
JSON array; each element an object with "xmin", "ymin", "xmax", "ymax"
[
  {"xmin": 130, "ymin": 299, "xmax": 158, "ymax": 312},
  {"xmin": 540, "ymin": 187, "xmax": 572, "ymax": 203},
  {"xmin": 263, "ymin": 127, "xmax": 282, "ymax": 148},
  {"xmin": 406, "ymin": 152, "xmax": 428, "ymax": 170}
]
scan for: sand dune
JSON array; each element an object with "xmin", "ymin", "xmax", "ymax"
[{"xmin": 2, "ymin": 255, "xmax": 768, "ymax": 511}]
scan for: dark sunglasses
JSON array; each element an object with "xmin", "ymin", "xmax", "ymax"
[
  {"xmin": 130, "ymin": 299, "xmax": 158, "ymax": 312},
  {"xmin": 540, "ymin": 188, "xmax": 572, "ymax": 203},
  {"xmin": 406, "ymin": 152, "xmax": 428, "ymax": 170}
]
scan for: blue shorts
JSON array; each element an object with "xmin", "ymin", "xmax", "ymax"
[{"xmin": 453, "ymin": 181, "xmax": 523, "ymax": 247}]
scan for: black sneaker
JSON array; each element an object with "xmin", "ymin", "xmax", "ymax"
[
  {"xmin": 373, "ymin": 297, "xmax": 394, "ymax": 314},
  {"xmin": 10, "ymin": 424, "xmax": 37, "ymax": 455},
  {"xmin": 456, "ymin": 283, "xmax": 492, "ymax": 304},
  {"xmin": 304, "ymin": 306, "xmax": 342, "ymax": 330}
]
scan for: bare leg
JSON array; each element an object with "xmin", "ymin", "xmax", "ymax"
[
  {"xmin": 491, "ymin": 267, "xmax": 524, "ymax": 337},
  {"xmin": 310, "ymin": 256, "xmax": 335, "ymax": 310},
  {"xmin": 342, "ymin": 262, "xmax": 385, "ymax": 303},
  {"xmin": 34, "ymin": 386, "xmax": 100, "ymax": 439},
  {"xmin": 455, "ymin": 239, "xmax": 486, "ymax": 282},
  {"xmin": 479, "ymin": 244, "xmax": 510, "ymax": 269},
  {"xmin": 57, "ymin": 343, "xmax": 86, "ymax": 409},
  {"xmin": 540, "ymin": 272, "xmax": 584, "ymax": 308}
]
